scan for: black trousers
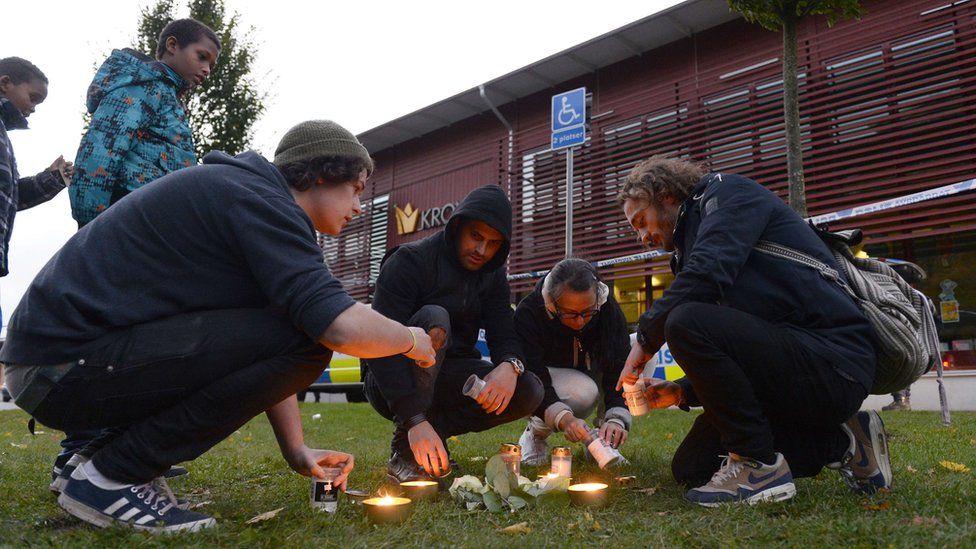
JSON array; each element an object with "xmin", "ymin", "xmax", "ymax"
[
  {"xmin": 31, "ymin": 309, "xmax": 331, "ymax": 484},
  {"xmin": 364, "ymin": 305, "xmax": 543, "ymax": 455},
  {"xmin": 665, "ymin": 303, "xmax": 867, "ymax": 488}
]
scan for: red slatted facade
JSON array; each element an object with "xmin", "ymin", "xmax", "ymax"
[{"xmin": 328, "ymin": 0, "xmax": 976, "ymax": 304}]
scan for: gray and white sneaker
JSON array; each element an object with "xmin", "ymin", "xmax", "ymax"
[
  {"xmin": 685, "ymin": 453, "xmax": 796, "ymax": 507},
  {"xmin": 51, "ymin": 453, "xmax": 89, "ymax": 495},
  {"xmin": 58, "ymin": 465, "xmax": 214, "ymax": 533},
  {"xmin": 518, "ymin": 424, "xmax": 549, "ymax": 466},
  {"xmin": 829, "ymin": 410, "xmax": 892, "ymax": 494}
]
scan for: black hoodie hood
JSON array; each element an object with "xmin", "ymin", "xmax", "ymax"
[
  {"xmin": 444, "ymin": 184, "xmax": 513, "ymax": 273},
  {"xmin": 202, "ymin": 150, "xmax": 290, "ymax": 192}
]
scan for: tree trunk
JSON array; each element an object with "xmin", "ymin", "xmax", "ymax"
[{"xmin": 782, "ymin": 8, "xmax": 807, "ymax": 216}]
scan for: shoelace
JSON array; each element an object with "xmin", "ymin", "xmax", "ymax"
[
  {"xmin": 709, "ymin": 455, "xmax": 746, "ymax": 485},
  {"xmin": 151, "ymin": 476, "xmax": 181, "ymax": 508},
  {"xmin": 131, "ymin": 483, "xmax": 176, "ymax": 516}
]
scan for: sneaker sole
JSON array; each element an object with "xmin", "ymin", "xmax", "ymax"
[
  {"xmin": 57, "ymin": 492, "xmax": 215, "ymax": 533},
  {"xmin": 696, "ymin": 482, "xmax": 797, "ymax": 508},
  {"xmin": 865, "ymin": 411, "xmax": 893, "ymax": 490}
]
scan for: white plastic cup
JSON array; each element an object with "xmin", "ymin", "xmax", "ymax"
[
  {"xmin": 623, "ymin": 380, "xmax": 650, "ymax": 416},
  {"xmin": 462, "ymin": 374, "xmax": 486, "ymax": 399},
  {"xmin": 585, "ymin": 430, "xmax": 624, "ymax": 469},
  {"xmin": 311, "ymin": 467, "xmax": 342, "ymax": 512}
]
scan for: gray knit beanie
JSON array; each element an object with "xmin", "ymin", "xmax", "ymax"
[{"xmin": 273, "ymin": 120, "xmax": 373, "ymax": 173}]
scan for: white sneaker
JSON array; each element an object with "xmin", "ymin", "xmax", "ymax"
[{"xmin": 518, "ymin": 424, "xmax": 549, "ymax": 466}]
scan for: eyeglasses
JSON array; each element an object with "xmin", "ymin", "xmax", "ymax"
[{"xmin": 554, "ymin": 307, "xmax": 601, "ymax": 320}]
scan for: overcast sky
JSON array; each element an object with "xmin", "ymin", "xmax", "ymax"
[{"xmin": 2, "ymin": 0, "xmax": 684, "ymax": 332}]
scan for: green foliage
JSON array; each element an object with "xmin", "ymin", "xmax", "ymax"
[
  {"xmin": 728, "ymin": 0, "xmax": 864, "ymax": 31},
  {"xmin": 133, "ymin": 0, "xmax": 266, "ymax": 158}
]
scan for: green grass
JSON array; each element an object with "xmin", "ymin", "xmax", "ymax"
[{"xmin": 1, "ymin": 405, "xmax": 974, "ymax": 547}]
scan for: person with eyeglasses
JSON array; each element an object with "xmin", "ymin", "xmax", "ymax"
[{"xmin": 513, "ymin": 258, "xmax": 633, "ymax": 465}]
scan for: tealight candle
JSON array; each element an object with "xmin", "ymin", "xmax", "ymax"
[
  {"xmin": 567, "ymin": 482, "xmax": 609, "ymax": 508},
  {"xmin": 362, "ymin": 495, "xmax": 413, "ymax": 524},
  {"xmin": 399, "ymin": 480, "xmax": 439, "ymax": 500}
]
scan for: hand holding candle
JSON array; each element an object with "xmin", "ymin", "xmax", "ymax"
[
  {"xmin": 287, "ymin": 446, "xmax": 354, "ymax": 490},
  {"xmin": 642, "ymin": 378, "xmax": 685, "ymax": 409},
  {"xmin": 559, "ymin": 416, "xmax": 590, "ymax": 443}
]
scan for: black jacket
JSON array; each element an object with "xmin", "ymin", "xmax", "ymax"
[
  {"xmin": 515, "ymin": 278, "xmax": 630, "ymax": 417},
  {"xmin": 637, "ymin": 173, "xmax": 878, "ymax": 392},
  {"xmin": 366, "ymin": 185, "xmax": 523, "ymax": 420},
  {"xmin": 1, "ymin": 151, "xmax": 355, "ymax": 365}
]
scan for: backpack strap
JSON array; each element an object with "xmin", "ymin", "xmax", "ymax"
[{"xmin": 753, "ymin": 240, "xmax": 858, "ymax": 301}]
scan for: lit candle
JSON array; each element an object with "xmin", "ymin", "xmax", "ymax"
[
  {"xmin": 399, "ymin": 480, "xmax": 439, "ymax": 500},
  {"xmin": 567, "ymin": 482, "xmax": 609, "ymax": 508},
  {"xmin": 362, "ymin": 495, "xmax": 413, "ymax": 524}
]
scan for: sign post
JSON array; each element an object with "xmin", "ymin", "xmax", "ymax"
[{"xmin": 551, "ymin": 87, "xmax": 586, "ymax": 257}]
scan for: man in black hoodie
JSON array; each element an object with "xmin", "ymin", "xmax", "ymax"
[
  {"xmin": 0, "ymin": 120, "xmax": 436, "ymax": 533},
  {"xmin": 364, "ymin": 184, "xmax": 544, "ymax": 482}
]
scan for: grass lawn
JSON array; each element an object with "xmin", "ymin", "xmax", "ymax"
[{"xmin": 1, "ymin": 404, "xmax": 974, "ymax": 547}]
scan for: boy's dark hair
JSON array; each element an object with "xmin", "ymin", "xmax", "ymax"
[
  {"xmin": 617, "ymin": 155, "xmax": 705, "ymax": 207},
  {"xmin": 156, "ymin": 18, "xmax": 222, "ymax": 60},
  {"xmin": 0, "ymin": 57, "xmax": 48, "ymax": 85},
  {"xmin": 277, "ymin": 155, "xmax": 374, "ymax": 192}
]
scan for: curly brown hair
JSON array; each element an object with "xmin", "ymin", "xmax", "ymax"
[
  {"xmin": 616, "ymin": 156, "xmax": 706, "ymax": 207},
  {"xmin": 276, "ymin": 155, "xmax": 373, "ymax": 192}
]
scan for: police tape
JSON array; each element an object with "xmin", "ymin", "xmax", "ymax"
[{"xmin": 507, "ymin": 177, "xmax": 976, "ymax": 282}]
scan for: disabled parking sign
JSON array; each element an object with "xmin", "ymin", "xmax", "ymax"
[{"xmin": 551, "ymin": 87, "xmax": 586, "ymax": 150}]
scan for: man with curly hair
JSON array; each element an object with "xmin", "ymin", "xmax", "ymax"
[{"xmin": 616, "ymin": 156, "xmax": 889, "ymax": 506}]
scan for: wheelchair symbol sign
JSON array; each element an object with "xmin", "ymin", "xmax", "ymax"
[
  {"xmin": 551, "ymin": 87, "xmax": 586, "ymax": 151},
  {"xmin": 551, "ymin": 88, "xmax": 586, "ymax": 132}
]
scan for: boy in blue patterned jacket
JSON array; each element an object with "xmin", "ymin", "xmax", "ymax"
[{"xmin": 70, "ymin": 18, "xmax": 220, "ymax": 227}]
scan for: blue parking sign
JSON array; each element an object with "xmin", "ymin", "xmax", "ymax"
[{"xmin": 551, "ymin": 87, "xmax": 586, "ymax": 150}]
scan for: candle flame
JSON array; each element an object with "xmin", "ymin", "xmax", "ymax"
[
  {"xmin": 401, "ymin": 480, "xmax": 438, "ymax": 487},
  {"xmin": 365, "ymin": 495, "xmax": 410, "ymax": 506},
  {"xmin": 568, "ymin": 482, "xmax": 608, "ymax": 492}
]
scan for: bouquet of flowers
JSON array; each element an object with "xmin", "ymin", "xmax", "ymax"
[{"xmin": 448, "ymin": 455, "xmax": 571, "ymax": 513}]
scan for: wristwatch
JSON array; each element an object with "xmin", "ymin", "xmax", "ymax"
[{"xmin": 504, "ymin": 357, "xmax": 525, "ymax": 376}]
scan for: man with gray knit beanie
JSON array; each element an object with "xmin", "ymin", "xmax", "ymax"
[{"xmin": 0, "ymin": 120, "xmax": 436, "ymax": 533}]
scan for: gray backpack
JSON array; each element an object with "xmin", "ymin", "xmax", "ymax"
[{"xmin": 754, "ymin": 228, "xmax": 941, "ymax": 394}]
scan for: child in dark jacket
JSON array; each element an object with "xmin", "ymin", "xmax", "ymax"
[
  {"xmin": 0, "ymin": 57, "xmax": 72, "ymax": 281},
  {"xmin": 69, "ymin": 18, "xmax": 220, "ymax": 227},
  {"xmin": 0, "ymin": 56, "xmax": 72, "ymax": 405}
]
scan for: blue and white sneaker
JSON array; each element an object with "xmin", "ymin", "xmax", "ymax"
[
  {"xmin": 57, "ymin": 465, "xmax": 214, "ymax": 533},
  {"xmin": 831, "ymin": 410, "xmax": 892, "ymax": 494},
  {"xmin": 685, "ymin": 452, "xmax": 796, "ymax": 507}
]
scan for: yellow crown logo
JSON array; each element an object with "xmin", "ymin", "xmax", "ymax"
[{"xmin": 394, "ymin": 203, "xmax": 420, "ymax": 235}]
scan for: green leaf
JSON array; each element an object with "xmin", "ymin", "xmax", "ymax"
[
  {"xmin": 508, "ymin": 496, "xmax": 529, "ymax": 511},
  {"xmin": 485, "ymin": 455, "xmax": 508, "ymax": 486},
  {"xmin": 492, "ymin": 472, "xmax": 512, "ymax": 499},
  {"xmin": 484, "ymin": 491, "xmax": 505, "ymax": 513}
]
